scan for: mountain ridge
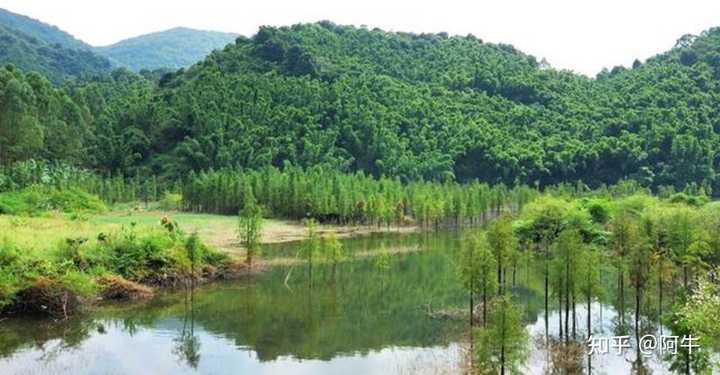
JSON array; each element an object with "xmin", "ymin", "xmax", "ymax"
[{"xmin": 94, "ymin": 27, "xmax": 239, "ymax": 71}]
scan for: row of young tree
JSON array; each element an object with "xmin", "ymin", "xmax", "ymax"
[
  {"xmin": 182, "ymin": 166, "xmax": 538, "ymax": 227},
  {"xmin": 0, "ymin": 159, "xmax": 169, "ymax": 204},
  {"xmin": 459, "ymin": 192, "xmax": 720, "ymax": 374}
]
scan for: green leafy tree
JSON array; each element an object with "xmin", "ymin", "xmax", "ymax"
[
  {"xmin": 475, "ymin": 296, "xmax": 529, "ymax": 375},
  {"xmin": 238, "ymin": 188, "xmax": 264, "ymax": 267}
]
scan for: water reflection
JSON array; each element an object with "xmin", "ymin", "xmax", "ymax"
[{"xmin": 0, "ymin": 231, "xmax": 715, "ymax": 374}]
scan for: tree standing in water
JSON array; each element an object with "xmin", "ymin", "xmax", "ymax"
[
  {"xmin": 302, "ymin": 219, "xmax": 321, "ymax": 287},
  {"xmin": 322, "ymin": 232, "xmax": 345, "ymax": 282},
  {"xmin": 610, "ymin": 209, "xmax": 636, "ymax": 331},
  {"xmin": 521, "ymin": 198, "xmax": 566, "ymax": 340},
  {"xmin": 629, "ymin": 232, "xmax": 651, "ymax": 344},
  {"xmin": 238, "ymin": 188, "xmax": 264, "ymax": 268},
  {"xmin": 487, "ymin": 215, "xmax": 515, "ymax": 296},
  {"xmin": 475, "ymin": 296, "xmax": 529, "ymax": 375},
  {"xmin": 459, "ymin": 233, "xmax": 497, "ymax": 329},
  {"xmin": 642, "ymin": 211, "xmax": 672, "ymax": 333},
  {"xmin": 577, "ymin": 244, "xmax": 603, "ymax": 339}
]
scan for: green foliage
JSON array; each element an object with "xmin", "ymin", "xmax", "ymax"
[
  {"xmin": 474, "ymin": 296, "xmax": 529, "ymax": 374},
  {"xmin": 374, "ymin": 244, "xmax": 392, "ymax": 274},
  {"xmin": 238, "ymin": 188, "xmax": 264, "ymax": 266},
  {"xmin": 678, "ymin": 278, "xmax": 720, "ymax": 349},
  {"xmin": 159, "ymin": 192, "xmax": 183, "ymax": 211},
  {"xmin": 458, "ymin": 232, "xmax": 497, "ymax": 297},
  {"xmin": 0, "ymin": 186, "xmax": 106, "ymax": 215},
  {"xmin": 0, "ymin": 8, "xmax": 90, "ymax": 50},
  {"xmin": 183, "ymin": 166, "xmax": 534, "ymax": 226},
  {"xmin": 301, "ymin": 218, "xmax": 321, "ymax": 264},
  {"xmin": 1, "ymin": 19, "xmax": 720, "ymax": 194},
  {"xmin": 321, "ymin": 232, "xmax": 345, "ymax": 265},
  {"xmin": 0, "ymin": 216, "xmax": 226, "ymax": 314},
  {"xmin": 0, "ymin": 25, "xmax": 110, "ymax": 83},
  {"xmin": 96, "ymin": 27, "xmax": 238, "ymax": 71},
  {"xmin": 668, "ymin": 192, "xmax": 708, "ymax": 207},
  {"xmin": 584, "ymin": 198, "xmax": 611, "ymax": 224}
]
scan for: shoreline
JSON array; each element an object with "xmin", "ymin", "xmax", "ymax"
[{"xmin": 0, "ymin": 211, "xmax": 425, "ymax": 321}]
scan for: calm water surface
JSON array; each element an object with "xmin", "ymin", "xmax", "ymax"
[{"xmin": 0, "ymin": 232, "xmax": 712, "ymax": 374}]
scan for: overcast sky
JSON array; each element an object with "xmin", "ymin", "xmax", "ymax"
[{"xmin": 1, "ymin": 0, "xmax": 719, "ymax": 76}]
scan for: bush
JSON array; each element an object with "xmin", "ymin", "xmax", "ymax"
[
  {"xmin": 1, "ymin": 220, "xmax": 231, "ymax": 316},
  {"xmin": 668, "ymin": 192, "xmax": 708, "ymax": 207},
  {"xmin": 0, "ymin": 187, "xmax": 106, "ymax": 216},
  {"xmin": 585, "ymin": 199, "xmax": 610, "ymax": 224},
  {"xmin": 159, "ymin": 192, "xmax": 183, "ymax": 211}
]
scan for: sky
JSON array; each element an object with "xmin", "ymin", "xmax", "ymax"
[{"xmin": 1, "ymin": 0, "xmax": 719, "ymax": 76}]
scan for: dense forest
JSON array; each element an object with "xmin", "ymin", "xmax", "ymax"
[
  {"xmin": 0, "ymin": 24, "xmax": 111, "ymax": 83},
  {"xmin": 0, "ymin": 8, "xmax": 236, "ymax": 80},
  {"xmin": 0, "ymin": 8, "xmax": 90, "ymax": 50},
  {"xmin": 96, "ymin": 27, "xmax": 239, "ymax": 71},
  {"xmin": 1, "ymin": 19, "xmax": 720, "ymax": 194}
]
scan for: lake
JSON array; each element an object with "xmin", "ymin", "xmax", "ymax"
[{"xmin": 0, "ymin": 231, "xmax": 709, "ymax": 374}]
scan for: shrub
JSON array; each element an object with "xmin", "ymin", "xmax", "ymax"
[
  {"xmin": 0, "ymin": 187, "xmax": 106, "ymax": 216},
  {"xmin": 159, "ymin": 192, "xmax": 183, "ymax": 211},
  {"xmin": 586, "ymin": 200, "xmax": 610, "ymax": 224},
  {"xmin": 668, "ymin": 192, "xmax": 708, "ymax": 207}
]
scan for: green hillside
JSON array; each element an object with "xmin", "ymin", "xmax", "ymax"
[
  {"xmin": 0, "ymin": 8, "xmax": 111, "ymax": 82},
  {"xmin": 0, "ymin": 25, "xmax": 111, "ymax": 83},
  {"xmin": 3, "ymin": 21, "xmax": 720, "ymax": 194},
  {"xmin": 136, "ymin": 23, "xmax": 720, "ymax": 191},
  {"xmin": 96, "ymin": 27, "xmax": 239, "ymax": 71},
  {"xmin": 0, "ymin": 8, "xmax": 90, "ymax": 50}
]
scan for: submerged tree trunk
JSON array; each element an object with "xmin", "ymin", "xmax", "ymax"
[
  {"xmin": 544, "ymin": 244, "xmax": 549, "ymax": 341},
  {"xmin": 501, "ymin": 301, "xmax": 506, "ymax": 375},
  {"xmin": 587, "ymin": 295, "xmax": 592, "ymax": 339},
  {"xmin": 619, "ymin": 270, "xmax": 625, "ymax": 328},
  {"xmin": 559, "ymin": 276, "xmax": 564, "ymax": 341},
  {"xmin": 469, "ymin": 290, "xmax": 474, "ymax": 368},
  {"xmin": 658, "ymin": 265, "xmax": 663, "ymax": 335},
  {"xmin": 572, "ymin": 291, "xmax": 577, "ymax": 339},
  {"xmin": 565, "ymin": 259, "xmax": 570, "ymax": 343},
  {"xmin": 635, "ymin": 287, "xmax": 641, "ymax": 343}
]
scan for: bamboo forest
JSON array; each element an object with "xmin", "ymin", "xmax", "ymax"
[{"xmin": 1, "ymin": 3, "xmax": 720, "ymax": 374}]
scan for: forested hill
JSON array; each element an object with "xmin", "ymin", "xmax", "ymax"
[
  {"xmin": 142, "ymin": 23, "xmax": 719, "ymax": 190},
  {"xmin": 4, "ymin": 22, "xmax": 720, "ymax": 194},
  {"xmin": 0, "ymin": 8, "xmax": 90, "ymax": 50},
  {"xmin": 95, "ymin": 27, "xmax": 239, "ymax": 71},
  {"xmin": 0, "ymin": 8, "xmax": 111, "ymax": 82}
]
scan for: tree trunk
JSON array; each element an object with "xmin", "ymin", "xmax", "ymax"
[
  {"xmin": 482, "ymin": 283, "xmax": 487, "ymax": 328},
  {"xmin": 544, "ymin": 245, "xmax": 549, "ymax": 340},
  {"xmin": 587, "ymin": 295, "xmax": 592, "ymax": 339},
  {"xmin": 501, "ymin": 301, "xmax": 506, "ymax": 375},
  {"xmin": 635, "ymin": 286, "xmax": 641, "ymax": 346},
  {"xmin": 619, "ymin": 270, "xmax": 625, "ymax": 328},
  {"xmin": 559, "ymin": 277, "xmax": 564, "ymax": 341},
  {"xmin": 572, "ymin": 290, "xmax": 577, "ymax": 339},
  {"xmin": 565, "ymin": 259, "xmax": 570, "ymax": 343},
  {"xmin": 659, "ymin": 266, "xmax": 663, "ymax": 335},
  {"xmin": 498, "ymin": 262, "xmax": 503, "ymax": 296},
  {"xmin": 469, "ymin": 291, "xmax": 474, "ymax": 368}
]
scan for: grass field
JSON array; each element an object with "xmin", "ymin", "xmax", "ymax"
[{"xmin": 0, "ymin": 208, "xmax": 418, "ymax": 255}]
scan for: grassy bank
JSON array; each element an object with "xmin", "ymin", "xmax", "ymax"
[
  {"xmin": 0, "ymin": 198, "xmax": 421, "ymax": 319},
  {"xmin": 0, "ymin": 209, "xmax": 244, "ymax": 319}
]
